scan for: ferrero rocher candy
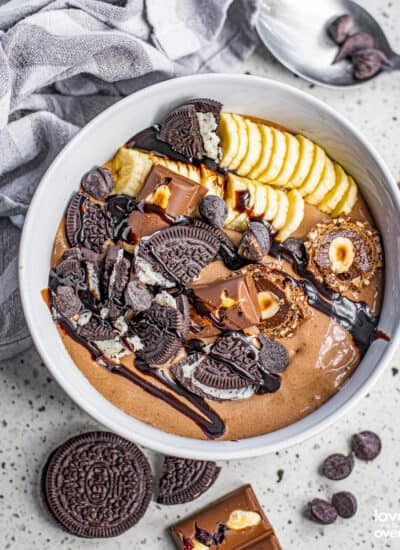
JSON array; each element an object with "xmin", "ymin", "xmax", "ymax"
[{"xmin": 305, "ymin": 218, "xmax": 382, "ymax": 292}]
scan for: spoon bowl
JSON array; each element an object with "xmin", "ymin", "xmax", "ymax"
[{"xmin": 256, "ymin": 0, "xmax": 399, "ymax": 87}]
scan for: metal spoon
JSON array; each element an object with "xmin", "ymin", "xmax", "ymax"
[{"xmin": 256, "ymin": 0, "xmax": 400, "ymax": 87}]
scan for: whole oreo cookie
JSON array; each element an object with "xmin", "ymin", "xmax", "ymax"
[
  {"xmin": 137, "ymin": 225, "xmax": 219, "ymax": 286},
  {"xmin": 42, "ymin": 432, "xmax": 153, "ymax": 538},
  {"xmin": 157, "ymin": 456, "xmax": 220, "ymax": 505},
  {"xmin": 159, "ymin": 104, "xmax": 204, "ymax": 160},
  {"xmin": 131, "ymin": 303, "xmax": 184, "ymax": 365},
  {"xmin": 81, "ymin": 167, "xmax": 114, "ymax": 201}
]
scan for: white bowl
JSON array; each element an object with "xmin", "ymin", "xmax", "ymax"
[{"xmin": 19, "ymin": 74, "xmax": 400, "ymax": 460}]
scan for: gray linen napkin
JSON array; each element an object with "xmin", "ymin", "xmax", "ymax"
[{"xmin": 0, "ymin": 0, "xmax": 259, "ymax": 360}]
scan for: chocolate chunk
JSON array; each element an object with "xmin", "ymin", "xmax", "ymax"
[
  {"xmin": 351, "ymin": 430, "xmax": 381, "ymax": 460},
  {"xmin": 170, "ymin": 485, "xmax": 282, "ymax": 550},
  {"xmin": 238, "ymin": 221, "xmax": 271, "ymax": 262},
  {"xmin": 159, "ymin": 104, "xmax": 204, "ymax": 161},
  {"xmin": 81, "ymin": 167, "xmax": 114, "ymax": 201},
  {"xmin": 132, "ymin": 303, "xmax": 184, "ymax": 365},
  {"xmin": 334, "ymin": 32, "xmax": 375, "ymax": 63},
  {"xmin": 199, "ymin": 195, "xmax": 228, "ymax": 228},
  {"xmin": 54, "ymin": 286, "xmax": 81, "ymax": 318},
  {"xmin": 331, "ymin": 491, "xmax": 358, "ymax": 518},
  {"xmin": 137, "ymin": 225, "xmax": 219, "ymax": 286},
  {"xmin": 157, "ymin": 457, "xmax": 220, "ymax": 505},
  {"xmin": 327, "ymin": 14, "xmax": 354, "ymax": 44},
  {"xmin": 281, "ymin": 237, "xmax": 308, "ymax": 264},
  {"xmin": 42, "ymin": 432, "xmax": 152, "ymax": 537},
  {"xmin": 322, "ymin": 452, "xmax": 355, "ymax": 480},
  {"xmin": 77, "ymin": 316, "xmax": 115, "ymax": 340},
  {"xmin": 309, "ymin": 498, "xmax": 338, "ymax": 524},
  {"xmin": 352, "ymin": 48, "xmax": 393, "ymax": 80},
  {"xmin": 124, "ymin": 279, "xmax": 152, "ymax": 313},
  {"xmin": 258, "ymin": 334, "xmax": 289, "ymax": 374},
  {"xmin": 108, "ymin": 254, "xmax": 130, "ymax": 302},
  {"xmin": 81, "ymin": 201, "xmax": 113, "ymax": 252},
  {"xmin": 183, "ymin": 98, "xmax": 223, "ymax": 122},
  {"xmin": 65, "ymin": 192, "xmax": 85, "ymax": 246},
  {"xmin": 256, "ymin": 371, "xmax": 281, "ymax": 394}
]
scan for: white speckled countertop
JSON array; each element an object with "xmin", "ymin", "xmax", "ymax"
[{"xmin": 1, "ymin": 1, "xmax": 400, "ymax": 548}]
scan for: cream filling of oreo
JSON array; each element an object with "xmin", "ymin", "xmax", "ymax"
[
  {"xmin": 134, "ymin": 255, "xmax": 175, "ymax": 288},
  {"xmin": 113, "ymin": 316, "xmax": 128, "ymax": 335},
  {"xmin": 76, "ymin": 310, "xmax": 92, "ymax": 326},
  {"xmin": 86, "ymin": 262, "xmax": 100, "ymax": 300},
  {"xmin": 126, "ymin": 334, "xmax": 144, "ymax": 351},
  {"xmin": 197, "ymin": 112, "xmax": 221, "ymax": 160},
  {"xmin": 181, "ymin": 357, "xmax": 254, "ymax": 401},
  {"xmin": 94, "ymin": 338, "xmax": 130, "ymax": 363},
  {"xmin": 154, "ymin": 291, "xmax": 176, "ymax": 309}
]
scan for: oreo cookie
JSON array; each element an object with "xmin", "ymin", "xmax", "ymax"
[
  {"xmin": 54, "ymin": 286, "xmax": 81, "ymax": 318},
  {"xmin": 183, "ymin": 98, "xmax": 222, "ymax": 122},
  {"xmin": 209, "ymin": 334, "xmax": 261, "ymax": 383},
  {"xmin": 195, "ymin": 356, "xmax": 259, "ymax": 390},
  {"xmin": 258, "ymin": 334, "xmax": 289, "ymax": 374},
  {"xmin": 77, "ymin": 316, "xmax": 115, "ymax": 341},
  {"xmin": 124, "ymin": 278, "xmax": 152, "ymax": 313},
  {"xmin": 108, "ymin": 254, "xmax": 130, "ymax": 302},
  {"xmin": 137, "ymin": 225, "xmax": 219, "ymax": 286},
  {"xmin": 81, "ymin": 167, "xmax": 114, "ymax": 201},
  {"xmin": 131, "ymin": 303, "xmax": 184, "ymax": 365},
  {"xmin": 170, "ymin": 354, "xmax": 212, "ymax": 400},
  {"xmin": 65, "ymin": 192, "xmax": 86, "ymax": 246},
  {"xmin": 159, "ymin": 104, "xmax": 204, "ymax": 161},
  {"xmin": 157, "ymin": 456, "xmax": 220, "ymax": 505},
  {"xmin": 42, "ymin": 432, "xmax": 152, "ymax": 537},
  {"xmin": 80, "ymin": 201, "xmax": 113, "ymax": 252}
]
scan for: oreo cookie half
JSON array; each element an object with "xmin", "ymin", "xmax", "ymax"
[
  {"xmin": 65, "ymin": 192, "xmax": 86, "ymax": 246},
  {"xmin": 81, "ymin": 167, "xmax": 114, "ymax": 201},
  {"xmin": 209, "ymin": 334, "xmax": 261, "ymax": 383},
  {"xmin": 42, "ymin": 432, "xmax": 153, "ymax": 538},
  {"xmin": 137, "ymin": 225, "xmax": 219, "ymax": 287},
  {"xmin": 159, "ymin": 104, "xmax": 204, "ymax": 160},
  {"xmin": 183, "ymin": 98, "xmax": 223, "ymax": 122},
  {"xmin": 195, "ymin": 356, "xmax": 259, "ymax": 389},
  {"xmin": 157, "ymin": 456, "xmax": 220, "ymax": 505}
]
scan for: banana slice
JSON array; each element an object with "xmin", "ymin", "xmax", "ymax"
[
  {"xmin": 200, "ymin": 164, "xmax": 224, "ymax": 197},
  {"xmin": 258, "ymin": 128, "xmax": 287, "ymax": 183},
  {"xmin": 272, "ymin": 190, "xmax": 289, "ymax": 230},
  {"xmin": 225, "ymin": 212, "xmax": 250, "ymax": 232},
  {"xmin": 236, "ymin": 119, "xmax": 263, "ymax": 176},
  {"xmin": 224, "ymin": 173, "xmax": 248, "ymax": 225},
  {"xmin": 248, "ymin": 124, "xmax": 274, "ymax": 180},
  {"xmin": 318, "ymin": 163, "xmax": 349, "ymax": 213},
  {"xmin": 251, "ymin": 181, "xmax": 268, "ymax": 218},
  {"xmin": 229, "ymin": 114, "xmax": 249, "ymax": 171},
  {"xmin": 245, "ymin": 178, "xmax": 257, "ymax": 212},
  {"xmin": 277, "ymin": 190, "xmax": 304, "ymax": 242},
  {"xmin": 297, "ymin": 145, "xmax": 326, "ymax": 197},
  {"xmin": 287, "ymin": 135, "xmax": 315, "ymax": 188},
  {"xmin": 271, "ymin": 132, "xmax": 300, "ymax": 187},
  {"xmin": 332, "ymin": 176, "xmax": 358, "ymax": 216},
  {"xmin": 112, "ymin": 147, "xmax": 153, "ymax": 196},
  {"xmin": 219, "ymin": 113, "xmax": 240, "ymax": 168},
  {"xmin": 305, "ymin": 156, "xmax": 336, "ymax": 205},
  {"xmin": 263, "ymin": 185, "xmax": 279, "ymax": 221}
]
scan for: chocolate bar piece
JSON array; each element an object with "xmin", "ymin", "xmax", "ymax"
[
  {"xmin": 190, "ymin": 273, "xmax": 261, "ymax": 337},
  {"xmin": 170, "ymin": 484, "xmax": 282, "ymax": 549},
  {"xmin": 128, "ymin": 164, "xmax": 207, "ymax": 240}
]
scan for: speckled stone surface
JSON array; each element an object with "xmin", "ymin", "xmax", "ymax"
[{"xmin": 1, "ymin": 1, "xmax": 400, "ymax": 548}]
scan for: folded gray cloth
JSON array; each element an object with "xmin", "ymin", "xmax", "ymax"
[{"xmin": 0, "ymin": 0, "xmax": 259, "ymax": 360}]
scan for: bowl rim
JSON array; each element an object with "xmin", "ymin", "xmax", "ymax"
[{"xmin": 19, "ymin": 73, "xmax": 400, "ymax": 459}]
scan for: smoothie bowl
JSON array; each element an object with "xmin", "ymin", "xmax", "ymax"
[{"xmin": 19, "ymin": 74, "xmax": 400, "ymax": 459}]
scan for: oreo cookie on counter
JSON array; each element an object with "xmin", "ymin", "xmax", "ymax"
[{"xmin": 41, "ymin": 432, "xmax": 153, "ymax": 538}]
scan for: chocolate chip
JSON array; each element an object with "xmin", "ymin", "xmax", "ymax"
[
  {"xmin": 81, "ymin": 167, "xmax": 114, "ymax": 201},
  {"xmin": 352, "ymin": 48, "xmax": 393, "ymax": 80},
  {"xmin": 331, "ymin": 491, "xmax": 357, "ymax": 518},
  {"xmin": 238, "ymin": 221, "xmax": 271, "ymax": 262},
  {"xmin": 199, "ymin": 195, "xmax": 228, "ymax": 228},
  {"xmin": 334, "ymin": 32, "xmax": 375, "ymax": 63},
  {"xmin": 258, "ymin": 334, "xmax": 289, "ymax": 374},
  {"xmin": 157, "ymin": 457, "xmax": 220, "ymax": 505},
  {"xmin": 327, "ymin": 14, "xmax": 354, "ymax": 44},
  {"xmin": 351, "ymin": 431, "xmax": 381, "ymax": 461},
  {"xmin": 54, "ymin": 286, "xmax": 81, "ymax": 318},
  {"xmin": 159, "ymin": 104, "xmax": 204, "ymax": 161},
  {"xmin": 124, "ymin": 279, "xmax": 152, "ymax": 313},
  {"xmin": 322, "ymin": 452, "xmax": 355, "ymax": 480},
  {"xmin": 309, "ymin": 498, "xmax": 338, "ymax": 524}
]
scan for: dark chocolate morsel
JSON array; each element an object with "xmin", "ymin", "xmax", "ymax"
[
  {"xmin": 65, "ymin": 192, "xmax": 85, "ymax": 246},
  {"xmin": 309, "ymin": 498, "xmax": 338, "ymax": 524},
  {"xmin": 42, "ymin": 432, "xmax": 152, "ymax": 537},
  {"xmin": 331, "ymin": 491, "xmax": 358, "ymax": 518},
  {"xmin": 322, "ymin": 452, "xmax": 355, "ymax": 480},
  {"xmin": 124, "ymin": 278, "xmax": 152, "ymax": 313},
  {"xmin": 334, "ymin": 32, "xmax": 375, "ymax": 63},
  {"xmin": 258, "ymin": 334, "xmax": 289, "ymax": 374},
  {"xmin": 81, "ymin": 167, "xmax": 114, "ymax": 201},
  {"xmin": 352, "ymin": 48, "xmax": 394, "ymax": 80},
  {"xmin": 256, "ymin": 371, "xmax": 281, "ymax": 394},
  {"xmin": 351, "ymin": 430, "xmax": 381, "ymax": 461},
  {"xmin": 327, "ymin": 14, "xmax": 354, "ymax": 44},
  {"xmin": 54, "ymin": 286, "xmax": 81, "ymax": 318},
  {"xmin": 159, "ymin": 104, "xmax": 204, "ymax": 161},
  {"xmin": 238, "ymin": 221, "xmax": 271, "ymax": 262},
  {"xmin": 281, "ymin": 237, "xmax": 308, "ymax": 264},
  {"xmin": 199, "ymin": 195, "xmax": 228, "ymax": 228},
  {"xmin": 157, "ymin": 456, "xmax": 220, "ymax": 505}
]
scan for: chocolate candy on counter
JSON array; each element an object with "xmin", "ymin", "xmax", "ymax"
[{"xmin": 170, "ymin": 484, "xmax": 282, "ymax": 549}]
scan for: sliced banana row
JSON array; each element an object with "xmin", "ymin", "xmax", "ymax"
[{"xmin": 218, "ymin": 113, "xmax": 358, "ymax": 217}]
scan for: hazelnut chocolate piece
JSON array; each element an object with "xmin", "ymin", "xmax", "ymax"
[
  {"xmin": 127, "ymin": 164, "xmax": 207, "ymax": 240},
  {"xmin": 190, "ymin": 273, "xmax": 261, "ymax": 337},
  {"xmin": 170, "ymin": 484, "xmax": 282, "ymax": 549}
]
